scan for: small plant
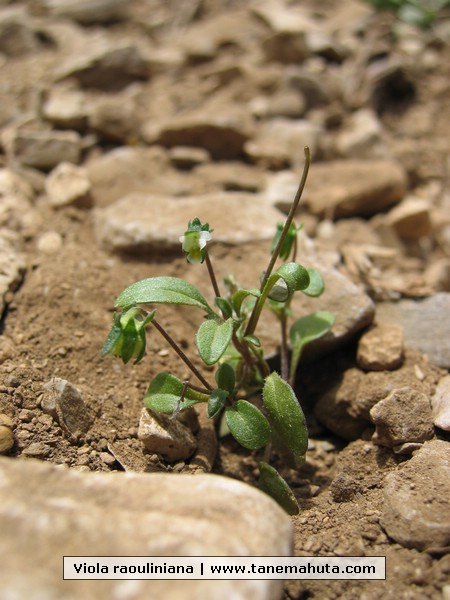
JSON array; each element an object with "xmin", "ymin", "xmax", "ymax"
[
  {"xmin": 364, "ymin": 0, "xmax": 450, "ymax": 28},
  {"xmin": 102, "ymin": 147, "xmax": 335, "ymax": 514}
]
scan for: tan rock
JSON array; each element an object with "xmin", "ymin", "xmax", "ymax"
[
  {"xmin": 0, "ymin": 425, "xmax": 14, "ymax": 453},
  {"xmin": 357, "ymin": 323, "xmax": 404, "ymax": 371},
  {"xmin": 302, "ymin": 160, "xmax": 407, "ymax": 218},
  {"xmin": 431, "ymin": 374, "xmax": 450, "ymax": 431},
  {"xmin": 386, "ymin": 197, "xmax": 432, "ymax": 239},
  {"xmin": 7, "ymin": 129, "xmax": 82, "ymax": 171},
  {"xmin": 0, "ymin": 456, "xmax": 292, "ymax": 600},
  {"xmin": 45, "ymin": 162, "xmax": 91, "ymax": 208},
  {"xmin": 42, "ymin": 378, "xmax": 93, "ymax": 440},
  {"xmin": 138, "ymin": 408, "xmax": 197, "ymax": 462}
]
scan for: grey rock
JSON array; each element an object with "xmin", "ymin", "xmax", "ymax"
[
  {"xmin": 334, "ymin": 109, "xmax": 385, "ymax": 159},
  {"xmin": 88, "ymin": 93, "xmax": 140, "ymax": 142},
  {"xmin": 329, "ymin": 472, "xmax": 363, "ymax": 503},
  {"xmin": 376, "ymin": 294, "xmax": 450, "ymax": 368},
  {"xmin": 94, "ymin": 192, "xmax": 284, "ymax": 254},
  {"xmin": 42, "ymin": 378, "xmax": 93, "ymax": 440},
  {"xmin": 0, "ymin": 229, "xmax": 25, "ymax": 317},
  {"xmin": 302, "ymin": 160, "xmax": 407, "ymax": 219},
  {"xmin": 370, "ymin": 386, "xmax": 434, "ymax": 450},
  {"xmin": 45, "ymin": 162, "xmax": 91, "ymax": 208},
  {"xmin": 138, "ymin": 408, "xmax": 197, "ymax": 462},
  {"xmin": 357, "ymin": 323, "xmax": 404, "ymax": 371},
  {"xmin": 7, "ymin": 129, "xmax": 82, "ymax": 171},
  {"xmin": 0, "ymin": 456, "xmax": 292, "ymax": 600},
  {"xmin": 56, "ymin": 42, "xmax": 151, "ymax": 91},
  {"xmin": 35, "ymin": 0, "xmax": 128, "ymax": 24},
  {"xmin": 381, "ymin": 440, "xmax": 450, "ymax": 550},
  {"xmin": 142, "ymin": 109, "xmax": 254, "ymax": 160},
  {"xmin": 431, "ymin": 374, "xmax": 450, "ymax": 432},
  {"xmin": 245, "ymin": 118, "xmax": 322, "ymax": 169}
]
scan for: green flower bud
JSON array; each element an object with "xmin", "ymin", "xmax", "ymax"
[
  {"xmin": 271, "ymin": 223, "xmax": 301, "ymax": 261},
  {"xmin": 102, "ymin": 308, "xmax": 154, "ymax": 364}
]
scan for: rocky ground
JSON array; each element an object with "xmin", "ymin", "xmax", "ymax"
[{"xmin": 0, "ymin": 0, "xmax": 450, "ymax": 599}]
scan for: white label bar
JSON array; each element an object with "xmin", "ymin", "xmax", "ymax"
[{"xmin": 63, "ymin": 556, "xmax": 386, "ymax": 580}]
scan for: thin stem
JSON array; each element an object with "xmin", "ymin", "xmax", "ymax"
[
  {"xmin": 204, "ymin": 251, "xmax": 221, "ymax": 299},
  {"xmin": 151, "ymin": 319, "xmax": 212, "ymax": 390},
  {"xmin": 279, "ymin": 312, "xmax": 289, "ymax": 382},
  {"xmin": 245, "ymin": 147, "xmax": 310, "ymax": 336}
]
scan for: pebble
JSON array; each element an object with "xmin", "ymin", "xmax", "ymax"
[
  {"xmin": 6, "ymin": 129, "xmax": 82, "ymax": 171},
  {"xmin": 42, "ymin": 86, "xmax": 87, "ymax": 130},
  {"xmin": 356, "ymin": 323, "xmax": 404, "ymax": 371},
  {"xmin": 0, "ymin": 424, "xmax": 14, "ymax": 453},
  {"xmin": 431, "ymin": 374, "xmax": 450, "ymax": 431},
  {"xmin": 42, "ymin": 378, "xmax": 93, "ymax": 439},
  {"xmin": 300, "ymin": 159, "xmax": 407, "ymax": 219},
  {"xmin": 0, "ymin": 455, "xmax": 292, "ymax": 600},
  {"xmin": 138, "ymin": 408, "xmax": 197, "ymax": 462},
  {"xmin": 21, "ymin": 441, "xmax": 51, "ymax": 458},
  {"xmin": 381, "ymin": 440, "xmax": 450, "ymax": 550},
  {"xmin": 45, "ymin": 162, "xmax": 91, "ymax": 208},
  {"xmin": 36, "ymin": 231, "xmax": 63, "ymax": 254},
  {"xmin": 0, "ymin": 335, "xmax": 16, "ymax": 363},
  {"xmin": 370, "ymin": 386, "xmax": 434, "ymax": 450},
  {"xmin": 0, "ymin": 229, "xmax": 26, "ymax": 317},
  {"xmin": 386, "ymin": 196, "xmax": 433, "ymax": 240},
  {"xmin": 376, "ymin": 293, "xmax": 450, "ymax": 369},
  {"xmin": 37, "ymin": 0, "xmax": 129, "ymax": 24}
]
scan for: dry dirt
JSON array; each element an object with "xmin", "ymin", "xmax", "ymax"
[{"xmin": 1, "ymin": 1, "xmax": 450, "ymax": 599}]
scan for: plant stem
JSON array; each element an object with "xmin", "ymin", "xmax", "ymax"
[
  {"xmin": 245, "ymin": 146, "xmax": 310, "ymax": 336},
  {"xmin": 279, "ymin": 312, "xmax": 289, "ymax": 382},
  {"xmin": 204, "ymin": 251, "xmax": 221, "ymax": 299},
  {"xmin": 151, "ymin": 319, "xmax": 212, "ymax": 390}
]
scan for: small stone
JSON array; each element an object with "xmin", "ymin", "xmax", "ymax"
[
  {"xmin": 376, "ymin": 294, "xmax": 450, "ymax": 369},
  {"xmin": 0, "ymin": 414, "xmax": 13, "ymax": 428},
  {"xmin": 0, "ymin": 9, "xmax": 39, "ymax": 56},
  {"xmin": 370, "ymin": 386, "xmax": 434, "ymax": 449},
  {"xmin": 36, "ymin": 231, "xmax": 63, "ymax": 255},
  {"xmin": 381, "ymin": 440, "xmax": 450, "ymax": 550},
  {"xmin": 142, "ymin": 109, "xmax": 253, "ymax": 161},
  {"xmin": 0, "ymin": 335, "xmax": 16, "ymax": 363},
  {"xmin": 169, "ymin": 146, "xmax": 211, "ymax": 169},
  {"xmin": 330, "ymin": 473, "xmax": 363, "ymax": 503},
  {"xmin": 334, "ymin": 109, "xmax": 384, "ymax": 159},
  {"xmin": 42, "ymin": 86, "xmax": 87, "ymax": 130},
  {"xmin": 88, "ymin": 95, "xmax": 140, "ymax": 143},
  {"xmin": 42, "ymin": 378, "xmax": 93, "ymax": 439},
  {"xmin": 21, "ymin": 442, "xmax": 51, "ymax": 458},
  {"xmin": 36, "ymin": 0, "xmax": 128, "ymax": 24},
  {"xmin": 386, "ymin": 197, "xmax": 432, "ymax": 239},
  {"xmin": 98, "ymin": 451, "xmax": 116, "ymax": 467},
  {"xmin": 0, "ymin": 425, "xmax": 14, "ymax": 454},
  {"xmin": 45, "ymin": 162, "xmax": 91, "ymax": 208},
  {"xmin": 7, "ymin": 129, "xmax": 82, "ymax": 171},
  {"xmin": 357, "ymin": 323, "xmax": 404, "ymax": 371},
  {"xmin": 0, "ymin": 229, "xmax": 26, "ymax": 318},
  {"xmin": 302, "ymin": 159, "xmax": 407, "ymax": 218},
  {"xmin": 431, "ymin": 374, "xmax": 450, "ymax": 432},
  {"xmin": 138, "ymin": 408, "xmax": 197, "ymax": 462}
]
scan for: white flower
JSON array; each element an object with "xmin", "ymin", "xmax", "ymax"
[{"xmin": 179, "ymin": 230, "xmax": 212, "ymax": 264}]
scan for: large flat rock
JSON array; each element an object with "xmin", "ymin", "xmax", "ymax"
[{"xmin": 0, "ymin": 456, "xmax": 292, "ymax": 600}]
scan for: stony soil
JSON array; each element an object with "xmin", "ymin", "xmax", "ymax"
[{"xmin": 1, "ymin": 1, "xmax": 450, "ymax": 599}]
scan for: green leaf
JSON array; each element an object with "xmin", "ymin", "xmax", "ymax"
[
  {"xmin": 301, "ymin": 268, "xmax": 325, "ymax": 297},
  {"xmin": 274, "ymin": 262, "xmax": 310, "ymax": 294},
  {"xmin": 289, "ymin": 310, "xmax": 335, "ymax": 381},
  {"xmin": 144, "ymin": 372, "xmax": 209, "ymax": 413},
  {"xmin": 231, "ymin": 288, "xmax": 260, "ymax": 316},
  {"xmin": 115, "ymin": 276, "xmax": 213, "ymax": 313},
  {"xmin": 225, "ymin": 400, "xmax": 271, "ymax": 450},
  {"xmin": 208, "ymin": 388, "xmax": 229, "ymax": 418},
  {"xmin": 215, "ymin": 363, "xmax": 236, "ymax": 396},
  {"xmin": 196, "ymin": 317, "xmax": 234, "ymax": 366},
  {"xmin": 243, "ymin": 334, "xmax": 261, "ymax": 347},
  {"xmin": 215, "ymin": 297, "xmax": 233, "ymax": 319},
  {"xmin": 258, "ymin": 462, "xmax": 299, "ymax": 515},
  {"xmin": 262, "ymin": 372, "xmax": 308, "ymax": 468}
]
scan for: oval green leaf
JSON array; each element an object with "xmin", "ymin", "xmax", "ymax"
[
  {"xmin": 225, "ymin": 400, "xmax": 271, "ymax": 450},
  {"xmin": 301, "ymin": 268, "xmax": 325, "ymax": 297},
  {"xmin": 208, "ymin": 388, "xmax": 229, "ymax": 418},
  {"xmin": 262, "ymin": 372, "xmax": 308, "ymax": 467},
  {"xmin": 144, "ymin": 372, "xmax": 209, "ymax": 413},
  {"xmin": 258, "ymin": 461, "xmax": 299, "ymax": 515},
  {"xmin": 289, "ymin": 310, "xmax": 335, "ymax": 382},
  {"xmin": 196, "ymin": 317, "xmax": 234, "ymax": 366},
  {"xmin": 115, "ymin": 276, "xmax": 213, "ymax": 313},
  {"xmin": 215, "ymin": 362, "xmax": 236, "ymax": 396}
]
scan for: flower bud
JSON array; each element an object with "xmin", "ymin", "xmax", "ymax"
[
  {"xmin": 179, "ymin": 218, "xmax": 212, "ymax": 264},
  {"xmin": 102, "ymin": 308, "xmax": 152, "ymax": 364}
]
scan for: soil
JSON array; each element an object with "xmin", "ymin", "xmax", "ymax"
[{"xmin": 1, "ymin": 1, "xmax": 450, "ymax": 599}]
